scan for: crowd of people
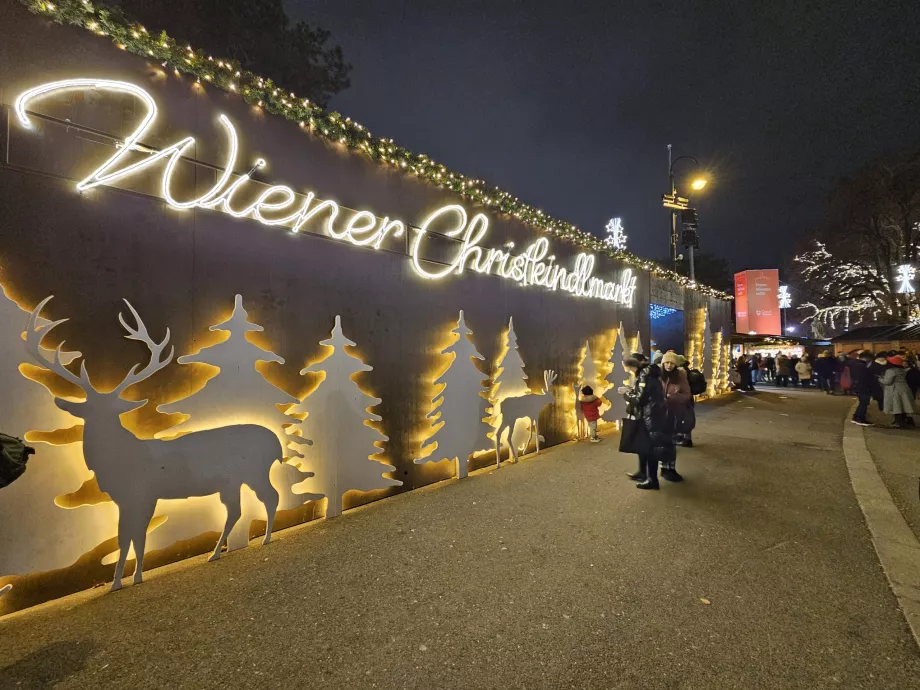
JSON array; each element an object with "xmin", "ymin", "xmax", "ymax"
[
  {"xmin": 731, "ymin": 349, "xmax": 918, "ymax": 429},
  {"xmin": 576, "ymin": 350, "xmax": 702, "ymax": 491},
  {"xmin": 574, "ymin": 344, "xmax": 918, "ymax": 493}
]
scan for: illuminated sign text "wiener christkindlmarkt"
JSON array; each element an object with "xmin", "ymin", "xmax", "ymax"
[{"xmin": 15, "ymin": 78, "xmax": 637, "ymax": 307}]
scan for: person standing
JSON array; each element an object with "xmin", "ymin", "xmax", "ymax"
[
  {"xmin": 578, "ymin": 386, "xmax": 606, "ymax": 442},
  {"xmin": 736, "ymin": 354, "xmax": 755, "ymax": 392},
  {"xmin": 775, "ymin": 352, "xmax": 791, "ymax": 387},
  {"xmin": 790, "ymin": 354, "xmax": 801, "ymax": 387},
  {"xmin": 882, "ymin": 355, "xmax": 916, "ymax": 429},
  {"xmin": 620, "ymin": 356, "xmax": 672, "ymax": 490},
  {"xmin": 765, "ymin": 354, "xmax": 776, "ymax": 382},
  {"xmin": 796, "ymin": 355, "xmax": 813, "ymax": 387},
  {"xmin": 814, "ymin": 351, "xmax": 835, "ymax": 394},
  {"xmin": 906, "ymin": 354, "xmax": 920, "ymax": 401},
  {"xmin": 869, "ymin": 353, "xmax": 890, "ymax": 411},
  {"xmin": 660, "ymin": 352, "xmax": 690, "ymax": 480},
  {"xmin": 850, "ymin": 351, "xmax": 874, "ymax": 426}
]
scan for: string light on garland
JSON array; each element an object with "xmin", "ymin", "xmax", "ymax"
[{"xmin": 21, "ymin": 0, "xmax": 731, "ymax": 300}]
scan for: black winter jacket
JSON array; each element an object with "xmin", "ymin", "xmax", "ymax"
[{"xmin": 625, "ymin": 364, "xmax": 672, "ymax": 449}]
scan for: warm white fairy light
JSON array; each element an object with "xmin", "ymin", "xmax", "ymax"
[{"xmin": 15, "ymin": 76, "xmax": 636, "ymax": 307}]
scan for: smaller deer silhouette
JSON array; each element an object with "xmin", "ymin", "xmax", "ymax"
[
  {"xmin": 24, "ymin": 297, "xmax": 283, "ymax": 591},
  {"xmin": 493, "ymin": 370, "xmax": 558, "ymax": 464}
]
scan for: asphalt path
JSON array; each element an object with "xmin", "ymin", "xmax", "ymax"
[{"xmin": 2, "ymin": 388, "xmax": 918, "ymax": 689}]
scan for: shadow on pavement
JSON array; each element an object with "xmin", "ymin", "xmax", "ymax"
[{"xmin": 0, "ymin": 640, "xmax": 95, "ymax": 689}]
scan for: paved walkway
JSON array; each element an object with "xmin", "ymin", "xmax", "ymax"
[
  {"xmin": 863, "ymin": 409, "xmax": 920, "ymax": 543},
  {"xmin": 1, "ymin": 389, "xmax": 919, "ymax": 689}
]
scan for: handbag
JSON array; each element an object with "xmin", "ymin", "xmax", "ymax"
[
  {"xmin": 677, "ymin": 407, "xmax": 696, "ymax": 433},
  {"xmin": 619, "ymin": 418, "xmax": 652, "ymax": 455}
]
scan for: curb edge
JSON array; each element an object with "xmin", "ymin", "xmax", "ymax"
[{"xmin": 842, "ymin": 401, "xmax": 920, "ymax": 651}]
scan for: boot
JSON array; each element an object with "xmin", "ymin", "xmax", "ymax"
[
  {"xmin": 626, "ymin": 459, "xmax": 645, "ymax": 481},
  {"xmin": 636, "ymin": 479, "xmax": 660, "ymax": 490},
  {"xmin": 661, "ymin": 468, "xmax": 684, "ymax": 482}
]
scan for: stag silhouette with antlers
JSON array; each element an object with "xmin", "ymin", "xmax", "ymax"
[
  {"xmin": 24, "ymin": 297, "xmax": 283, "ymax": 591},
  {"xmin": 492, "ymin": 370, "xmax": 558, "ymax": 465}
]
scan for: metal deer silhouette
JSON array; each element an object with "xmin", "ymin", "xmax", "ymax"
[
  {"xmin": 493, "ymin": 370, "xmax": 558, "ymax": 464},
  {"xmin": 24, "ymin": 297, "xmax": 283, "ymax": 591}
]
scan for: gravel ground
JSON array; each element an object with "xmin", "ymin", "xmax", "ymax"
[{"xmin": 1, "ymin": 389, "xmax": 918, "ymax": 689}]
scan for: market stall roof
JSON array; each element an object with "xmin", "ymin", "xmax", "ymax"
[{"xmin": 831, "ymin": 323, "xmax": 920, "ymax": 342}]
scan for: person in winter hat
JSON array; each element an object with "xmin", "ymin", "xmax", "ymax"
[
  {"xmin": 620, "ymin": 356, "xmax": 672, "ymax": 490},
  {"xmin": 659, "ymin": 352, "xmax": 690, "ymax": 479},
  {"xmin": 578, "ymin": 386, "xmax": 608, "ymax": 442},
  {"xmin": 882, "ymin": 355, "xmax": 916, "ymax": 429}
]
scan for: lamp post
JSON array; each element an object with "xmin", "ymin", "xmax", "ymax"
[{"xmin": 666, "ymin": 146, "xmax": 708, "ymax": 279}]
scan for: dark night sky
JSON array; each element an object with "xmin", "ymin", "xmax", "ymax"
[{"xmin": 287, "ymin": 0, "xmax": 920, "ymax": 275}]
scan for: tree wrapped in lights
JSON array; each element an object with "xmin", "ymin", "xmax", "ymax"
[{"xmin": 794, "ymin": 152, "xmax": 920, "ymax": 332}]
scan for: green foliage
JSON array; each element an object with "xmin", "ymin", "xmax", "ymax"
[
  {"xmin": 20, "ymin": 0, "xmax": 732, "ymax": 299},
  {"xmin": 112, "ymin": 0, "xmax": 349, "ymax": 109}
]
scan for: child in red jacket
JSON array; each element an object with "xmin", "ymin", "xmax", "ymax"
[{"xmin": 579, "ymin": 386, "xmax": 607, "ymax": 442}]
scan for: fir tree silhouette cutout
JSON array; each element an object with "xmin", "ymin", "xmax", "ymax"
[
  {"xmin": 289, "ymin": 315, "xmax": 401, "ymax": 518},
  {"xmin": 156, "ymin": 294, "xmax": 315, "ymax": 550},
  {"xmin": 602, "ymin": 323, "xmax": 628, "ymax": 423},
  {"xmin": 415, "ymin": 311, "xmax": 492, "ymax": 479},
  {"xmin": 492, "ymin": 317, "xmax": 529, "ymax": 401}
]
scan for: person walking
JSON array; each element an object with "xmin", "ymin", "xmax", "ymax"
[
  {"xmin": 620, "ymin": 355, "xmax": 673, "ymax": 490},
  {"xmin": 660, "ymin": 352, "xmax": 690, "ymax": 480},
  {"xmin": 796, "ymin": 355, "xmax": 813, "ymax": 387},
  {"xmin": 850, "ymin": 351, "xmax": 874, "ymax": 426},
  {"xmin": 775, "ymin": 352, "xmax": 791, "ymax": 387},
  {"xmin": 882, "ymin": 355, "xmax": 916, "ymax": 429}
]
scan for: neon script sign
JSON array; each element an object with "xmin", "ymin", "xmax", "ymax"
[{"xmin": 16, "ymin": 79, "xmax": 637, "ymax": 306}]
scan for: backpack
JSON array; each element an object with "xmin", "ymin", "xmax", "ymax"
[
  {"xmin": 687, "ymin": 369, "xmax": 707, "ymax": 396},
  {"xmin": 0, "ymin": 433, "xmax": 35, "ymax": 489}
]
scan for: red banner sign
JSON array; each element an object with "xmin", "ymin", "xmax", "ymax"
[{"xmin": 734, "ymin": 270, "xmax": 780, "ymax": 335}]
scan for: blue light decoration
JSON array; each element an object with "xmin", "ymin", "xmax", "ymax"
[{"xmin": 650, "ymin": 303, "xmax": 678, "ymax": 320}]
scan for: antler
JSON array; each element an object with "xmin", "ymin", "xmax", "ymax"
[
  {"xmin": 24, "ymin": 296, "xmax": 92, "ymax": 392},
  {"xmin": 543, "ymin": 369, "xmax": 557, "ymax": 392},
  {"xmin": 111, "ymin": 300, "xmax": 174, "ymax": 396}
]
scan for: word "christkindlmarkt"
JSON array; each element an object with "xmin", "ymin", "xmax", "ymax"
[{"xmin": 15, "ymin": 78, "xmax": 637, "ymax": 307}]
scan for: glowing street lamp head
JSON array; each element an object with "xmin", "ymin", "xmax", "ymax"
[{"xmin": 691, "ymin": 177, "xmax": 708, "ymax": 191}]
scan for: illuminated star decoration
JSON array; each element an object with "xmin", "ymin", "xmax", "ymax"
[
  {"xmin": 896, "ymin": 264, "xmax": 916, "ymax": 294},
  {"xmin": 778, "ymin": 285, "xmax": 792, "ymax": 309},
  {"xmin": 604, "ymin": 217, "xmax": 628, "ymax": 251}
]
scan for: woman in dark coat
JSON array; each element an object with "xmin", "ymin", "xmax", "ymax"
[
  {"xmin": 736, "ymin": 354, "xmax": 755, "ymax": 391},
  {"xmin": 620, "ymin": 356, "xmax": 673, "ymax": 490}
]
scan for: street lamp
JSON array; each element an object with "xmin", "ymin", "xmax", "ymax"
[{"xmin": 665, "ymin": 146, "xmax": 709, "ymax": 279}]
